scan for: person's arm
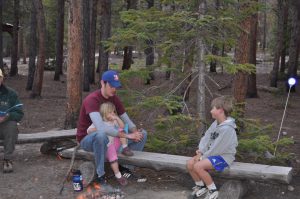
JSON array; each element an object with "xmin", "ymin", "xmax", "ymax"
[
  {"xmin": 198, "ymin": 121, "xmax": 217, "ymax": 154},
  {"xmin": 202, "ymin": 128, "xmax": 237, "ymax": 159},
  {"xmin": 89, "ymin": 112, "xmax": 119, "ymax": 136},
  {"xmin": 7, "ymin": 94, "xmax": 24, "ymax": 122},
  {"xmin": 119, "ymin": 112, "xmax": 136, "ymax": 132}
]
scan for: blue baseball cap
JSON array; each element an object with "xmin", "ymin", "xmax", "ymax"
[{"xmin": 101, "ymin": 70, "xmax": 121, "ymax": 88}]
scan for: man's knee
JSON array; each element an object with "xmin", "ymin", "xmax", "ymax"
[
  {"xmin": 141, "ymin": 129, "xmax": 147, "ymax": 141},
  {"xmin": 94, "ymin": 131, "xmax": 108, "ymax": 144}
]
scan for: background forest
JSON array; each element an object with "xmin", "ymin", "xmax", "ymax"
[{"xmin": 0, "ymin": 0, "xmax": 300, "ymax": 168}]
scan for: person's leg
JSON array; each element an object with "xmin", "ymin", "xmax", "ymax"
[
  {"xmin": 80, "ymin": 131, "xmax": 108, "ymax": 177},
  {"xmin": 194, "ymin": 159, "xmax": 219, "ymax": 199},
  {"xmin": 186, "ymin": 156, "xmax": 201, "ymax": 182},
  {"xmin": 193, "ymin": 159, "xmax": 214, "ymax": 186},
  {"xmin": 122, "ymin": 129, "xmax": 147, "ymax": 171},
  {"xmin": 127, "ymin": 129, "xmax": 147, "ymax": 151},
  {"xmin": 187, "ymin": 156, "xmax": 207, "ymax": 196},
  {"xmin": 0, "ymin": 121, "xmax": 18, "ymax": 161},
  {"xmin": 0, "ymin": 121, "xmax": 18, "ymax": 173}
]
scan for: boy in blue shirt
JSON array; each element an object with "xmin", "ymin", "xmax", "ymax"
[{"xmin": 187, "ymin": 96, "xmax": 238, "ymax": 199}]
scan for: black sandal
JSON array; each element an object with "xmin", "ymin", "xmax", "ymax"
[{"xmin": 122, "ymin": 171, "xmax": 147, "ymax": 183}]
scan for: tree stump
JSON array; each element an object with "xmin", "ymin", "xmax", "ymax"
[{"xmin": 218, "ymin": 180, "xmax": 247, "ymax": 199}]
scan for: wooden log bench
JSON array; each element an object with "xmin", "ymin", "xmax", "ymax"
[
  {"xmin": 0, "ymin": 129, "xmax": 77, "ymax": 153},
  {"xmin": 59, "ymin": 148, "xmax": 293, "ymax": 199}
]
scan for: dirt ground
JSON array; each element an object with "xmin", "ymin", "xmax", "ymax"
[{"xmin": 1, "ymin": 58, "xmax": 300, "ymax": 199}]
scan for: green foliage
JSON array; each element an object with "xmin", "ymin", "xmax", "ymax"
[
  {"xmin": 146, "ymin": 114, "xmax": 200, "ymax": 154},
  {"xmin": 236, "ymin": 118, "xmax": 295, "ymax": 165}
]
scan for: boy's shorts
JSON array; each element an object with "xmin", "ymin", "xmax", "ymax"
[{"xmin": 207, "ymin": 155, "xmax": 229, "ymax": 172}]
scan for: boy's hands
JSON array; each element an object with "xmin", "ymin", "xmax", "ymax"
[{"xmin": 195, "ymin": 150, "xmax": 202, "ymax": 161}]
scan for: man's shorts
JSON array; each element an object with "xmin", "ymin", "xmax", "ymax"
[{"xmin": 207, "ymin": 155, "xmax": 229, "ymax": 172}]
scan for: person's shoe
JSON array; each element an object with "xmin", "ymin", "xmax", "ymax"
[
  {"xmin": 94, "ymin": 175, "xmax": 115, "ymax": 193},
  {"xmin": 3, "ymin": 159, "xmax": 13, "ymax": 173},
  {"xmin": 116, "ymin": 176, "xmax": 128, "ymax": 186},
  {"xmin": 121, "ymin": 147, "xmax": 134, "ymax": 156},
  {"xmin": 194, "ymin": 186, "xmax": 208, "ymax": 198},
  {"xmin": 191, "ymin": 185, "xmax": 204, "ymax": 196},
  {"xmin": 204, "ymin": 189, "xmax": 219, "ymax": 199},
  {"xmin": 121, "ymin": 168, "xmax": 147, "ymax": 183}
]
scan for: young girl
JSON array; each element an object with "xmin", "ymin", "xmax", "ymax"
[{"xmin": 87, "ymin": 102, "xmax": 134, "ymax": 186}]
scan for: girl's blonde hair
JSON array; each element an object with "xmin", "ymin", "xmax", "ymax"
[
  {"xmin": 100, "ymin": 102, "xmax": 116, "ymax": 121},
  {"xmin": 211, "ymin": 96, "xmax": 235, "ymax": 117}
]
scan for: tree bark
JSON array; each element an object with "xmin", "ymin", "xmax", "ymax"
[
  {"xmin": 89, "ymin": 0, "xmax": 98, "ymax": 84},
  {"xmin": 10, "ymin": 0, "xmax": 19, "ymax": 76},
  {"xmin": 122, "ymin": 0, "xmax": 138, "ymax": 70},
  {"xmin": 287, "ymin": 0, "xmax": 300, "ymax": 92},
  {"xmin": 26, "ymin": 1, "xmax": 37, "ymax": 90},
  {"xmin": 82, "ymin": 0, "xmax": 90, "ymax": 91},
  {"xmin": 270, "ymin": 0, "xmax": 285, "ymax": 87},
  {"xmin": 144, "ymin": 0, "xmax": 155, "ymax": 82},
  {"xmin": 31, "ymin": 0, "xmax": 46, "ymax": 98},
  {"xmin": 0, "ymin": 0, "xmax": 3, "ymax": 71},
  {"xmin": 279, "ymin": 2, "xmax": 289, "ymax": 74},
  {"xmin": 233, "ymin": 3, "xmax": 251, "ymax": 107},
  {"xmin": 97, "ymin": 0, "xmax": 111, "ymax": 77},
  {"xmin": 64, "ymin": 0, "xmax": 83, "ymax": 129},
  {"xmin": 122, "ymin": 46, "xmax": 133, "ymax": 70},
  {"xmin": 247, "ymin": 0, "xmax": 258, "ymax": 98},
  {"xmin": 196, "ymin": 0, "xmax": 207, "ymax": 135},
  {"xmin": 54, "ymin": 0, "xmax": 65, "ymax": 81}
]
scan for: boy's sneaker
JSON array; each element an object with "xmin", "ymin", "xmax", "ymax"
[
  {"xmin": 3, "ymin": 159, "xmax": 13, "ymax": 173},
  {"xmin": 121, "ymin": 147, "xmax": 134, "ymax": 156},
  {"xmin": 116, "ymin": 176, "xmax": 128, "ymax": 186},
  {"xmin": 194, "ymin": 186, "xmax": 208, "ymax": 198},
  {"xmin": 204, "ymin": 189, "xmax": 219, "ymax": 199}
]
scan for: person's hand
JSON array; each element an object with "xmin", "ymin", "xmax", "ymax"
[
  {"xmin": 0, "ymin": 114, "xmax": 8, "ymax": 123},
  {"xmin": 127, "ymin": 130, "xmax": 143, "ymax": 142},
  {"xmin": 195, "ymin": 150, "xmax": 202, "ymax": 161},
  {"xmin": 107, "ymin": 112, "xmax": 117, "ymax": 121}
]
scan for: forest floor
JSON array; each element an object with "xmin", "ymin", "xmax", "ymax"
[{"xmin": 1, "ymin": 55, "xmax": 300, "ymax": 199}]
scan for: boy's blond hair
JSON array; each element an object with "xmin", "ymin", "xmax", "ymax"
[
  {"xmin": 211, "ymin": 96, "xmax": 235, "ymax": 117},
  {"xmin": 100, "ymin": 102, "xmax": 116, "ymax": 121}
]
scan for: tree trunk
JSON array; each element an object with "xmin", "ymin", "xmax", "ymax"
[
  {"xmin": 262, "ymin": 0, "xmax": 267, "ymax": 50},
  {"xmin": 233, "ymin": 4, "xmax": 251, "ymax": 108},
  {"xmin": 270, "ymin": 0, "xmax": 285, "ymax": 87},
  {"xmin": 31, "ymin": 0, "xmax": 46, "ymax": 98},
  {"xmin": 279, "ymin": 2, "xmax": 289, "ymax": 74},
  {"xmin": 196, "ymin": 0, "xmax": 207, "ymax": 135},
  {"xmin": 122, "ymin": 0, "xmax": 138, "ymax": 71},
  {"xmin": 64, "ymin": 0, "xmax": 83, "ymax": 129},
  {"xmin": 247, "ymin": 1, "xmax": 258, "ymax": 98},
  {"xmin": 0, "ymin": 0, "xmax": 3, "ymax": 71},
  {"xmin": 209, "ymin": 45, "xmax": 218, "ymax": 72},
  {"xmin": 89, "ymin": 0, "xmax": 98, "ymax": 84},
  {"xmin": 144, "ymin": 0, "xmax": 155, "ymax": 82},
  {"xmin": 54, "ymin": 0, "xmax": 65, "ymax": 81},
  {"xmin": 83, "ymin": 0, "xmax": 90, "ymax": 91},
  {"xmin": 122, "ymin": 46, "xmax": 133, "ymax": 70},
  {"xmin": 22, "ymin": 37, "xmax": 27, "ymax": 64},
  {"xmin": 26, "ymin": 1, "xmax": 37, "ymax": 90},
  {"xmin": 10, "ymin": 0, "xmax": 19, "ymax": 76},
  {"xmin": 287, "ymin": 1, "xmax": 300, "ymax": 92},
  {"xmin": 97, "ymin": 0, "xmax": 111, "ymax": 77}
]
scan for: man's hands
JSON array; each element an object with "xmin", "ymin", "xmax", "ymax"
[{"xmin": 126, "ymin": 129, "xmax": 143, "ymax": 142}]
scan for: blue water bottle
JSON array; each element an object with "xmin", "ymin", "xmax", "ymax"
[{"xmin": 72, "ymin": 170, "xmax": 83, "ymax": 192}]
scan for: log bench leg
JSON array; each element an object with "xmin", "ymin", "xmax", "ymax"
[{"xmin": 218, "ymin": 180, "xmax": 247, "ymax": 199}]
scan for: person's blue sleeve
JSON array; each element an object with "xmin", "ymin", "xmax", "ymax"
[{"xmin": 89, "ymin": 112, "xmax": 118, "ymax": 136}]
